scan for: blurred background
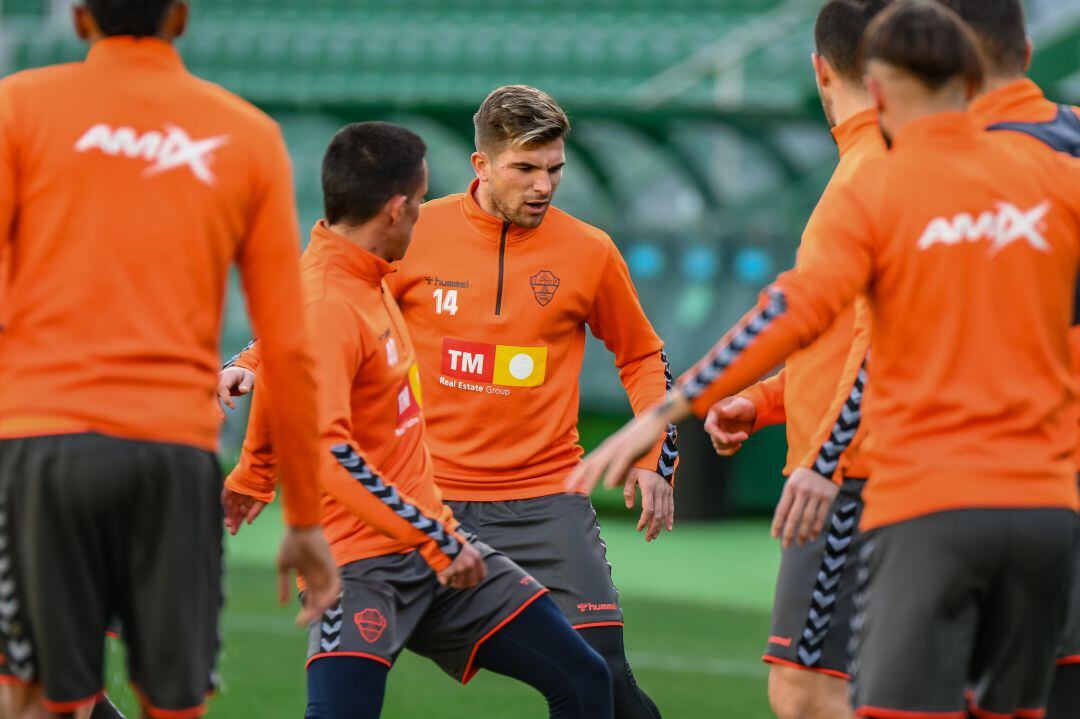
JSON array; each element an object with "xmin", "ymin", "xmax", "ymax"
[{"xmin": 2, "ymin": 1, "xmax": 1079, "ymax": 715}]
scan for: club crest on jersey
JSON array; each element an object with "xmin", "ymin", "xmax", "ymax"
[
  {"xmin": 916, "ymin": 201, "xmax": 1051, "ymax": 256},
  {"xmin": 74, "ymin": 123, "xmax": 229, "ymax": 186},
  {"xmin": 529, "ymin": 270, "xmax": 560, "ymax": 306}
]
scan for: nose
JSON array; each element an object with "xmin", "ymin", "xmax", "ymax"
[{"xmin": 533, "ymin": 172, "xmax": 552, "ymax": 197}]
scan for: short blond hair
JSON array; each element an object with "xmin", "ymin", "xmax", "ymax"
[{"xmin": 473, "ymin": 85, "xmax": 570, "ymax": 152}]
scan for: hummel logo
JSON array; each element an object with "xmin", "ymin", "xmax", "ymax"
[
  {"xmin": 75, "ymin": 123, "xmax": 230, "ymax": 186},
  {"xmin": 917, "ymin": 201, "xmax": 1051, "ymax": 256}
]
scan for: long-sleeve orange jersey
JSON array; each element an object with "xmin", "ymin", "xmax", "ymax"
[
  {"xmin": 679, "ymin": 112, "xmax": 1080, "ymax": 531},
  {"xmin": 970, "ymin": 78, "xmax": 1080, "ymax": 471},
  {"xmin": 385, "ymin": 180, "xmax": 676, "ymax": 501},
  {"xmin": 0, "ymin": 37, "xmax": 321, "ymax": 526},
  {"xmin": 226, "ymin": 222, "xmax": 466, "ymax": 571},
  {"xmin": 738, "ymin": 109, "xmax": 883, "ymax": 479}
]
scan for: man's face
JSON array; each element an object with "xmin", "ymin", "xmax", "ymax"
[
  {"xmin": 389, "ymin": 160, "xmax": 428, "ymax": 261},
  {"xmin": 479, "ymin": 139, "xmax": 566, "ymax": 229}
]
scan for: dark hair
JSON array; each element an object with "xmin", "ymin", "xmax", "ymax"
[
  {"xmin": 933, "ymin": 0, "xmax": 1028, "ymax": 76},
  {"xmin": 815, "ymin": 0, "xmax": 893, "ymax": 82},
  {"xmin": 84, "ymin": 0, "xmax": 176, "ymax": 37},
  {"xmin": 321, "ymin": 122, "xmax": 427, "ymax": 227},
  {"xmin": 862, "ymin": 0, "xmax": 984, "ymax": 92}
]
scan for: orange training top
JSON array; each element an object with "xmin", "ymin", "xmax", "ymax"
[
  {"xmin": 970, "ymin": 78, "xmax": 1080, "ymax": 470},
  {"xmin": 680, "ymin": 112, "xmax": 1080, "ymax": 530},
  {"xmin": 0, "ymin": 37, "xmax": 321, "ymax": 525},
  {"xmin": 738, "ymin": 109, "xmax": 883, "ymax": 479},
  {"xmin": 386, "ymin": 181, "xmax": 675, "ymax": 501},
  {"xmin": 226, "ymin": 222, "xmax": 465, "ymax": 571}
]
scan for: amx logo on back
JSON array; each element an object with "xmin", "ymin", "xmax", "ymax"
[
  {"xmin": 917, "ymin": 201, "xmax": 1051, "ymax": 256},
  {"xmin": 74, "ymin": 123, "xmax": 230, "ymax": 186}
]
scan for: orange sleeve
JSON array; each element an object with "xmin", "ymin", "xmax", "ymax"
[
  {"xmin": 0, "ymin": 82, "xmax": 16, "ymax": 318},
  {"xmin": 797, "ymin": 297, "xmax": 873, "ymax": 482},
  {"xmin": 737, "ymin": 370, "xmax": 787, "ymax": 431},
  {"xmin": 224, "ymin": 338, "xmax": 260, "ymax": 374},
  {"xmin": 235, "ymin": 126, "xmax": 321, "ymax": 528},
  {"xmin": 224, "ymin": 384, "xmax": 278, "ymax": 504},
  {"xmin": 677, "ymin": 183, "xmax": 876, "ymax": 418},
  {"xmin": 1069, "ymin": 326, "xmax": 1080, "ymax": 470},
  {"xmin": 587, "ymin": 243, "xmax": 678, "ymax": 480}
]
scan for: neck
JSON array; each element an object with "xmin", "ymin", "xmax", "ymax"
[
  {"xmin": 473, "ymin": 182, "xmax": 510, "ymax": 225},
  {"xmin": 830, "ymin": 87, "xmax": 874, "ymax": 127},
  {"xmin": 327, "ymin": 222, "xmax": 394, "ymax": 262},
  {"xmin": 978, "ymin": 72, "xmax": 1026, "ymax": 98}
]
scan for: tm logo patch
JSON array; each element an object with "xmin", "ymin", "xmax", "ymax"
[{"xmin": 440, "ymin": 338, "xmax": 546, "ymax": 387}]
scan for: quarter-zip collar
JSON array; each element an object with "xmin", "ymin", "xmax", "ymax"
[
  {"xmin": 832, "ymin": 108, "xmax": 880, "ymax": 158},
  {"xmin": 308, "ymin": 220, "xmax": 395, "ymax": 287},
  {"xmin": 461, "ymin": 179, "xmax": 542, "ymax": 245},
  {"xmin": 85, "ymin": 36, "xmax": 185, "ymax": 73},
  {"xmin": 970, "ymin": 78, "xmax": 1051, "ymax": 126}
]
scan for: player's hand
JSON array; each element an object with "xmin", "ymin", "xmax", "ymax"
[
  {"xmin": 217, "ymin": 366, "xmax": 255, "ymax": 411},
  {"xmin": 771, "ymin": 467, "xmax": 838, "ymax": 549},
  {"xmin": 277, "ymin": 526, "xmax": 340, "ymax": 627},
  {"xmin": 703, "ymin": 396, "xmax": 757, "ymax": 456},
  {"xmin": 566, "ymin": 410, "xmax": 672, "ymax": 495},
  {"xmin": 624, "ymin": 468, "xmax": 674, "ymax": 542},
  {"xmin": 221, "ymin": 486, "xmax": 268, "ymax": 536},
  {"xmin": 435, "ymin": 542, "xmax": 487, "ymax": 590}
]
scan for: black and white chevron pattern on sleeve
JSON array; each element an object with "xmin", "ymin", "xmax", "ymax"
[
  {"xmin": 222, "ymin": 337, "xmax": 258, "ymax": 369},
  {"xmin": 318, "ymin": 600, "xmax": 344, "ymax": 653},
  {"xmin": 795, "ymin": 499, "xmax": 858, "ymax": 668},
  {"xmin": 330, "ymin": 445, "xmax": 462, "ymax": 559},
  {"xmin": 679, "ymin": 291, "xmax": 787, "ymax": 401},
  {"xmin": 812, "ymin": 357, "xmax": 869, "ymax": 480},
  {"xmin": 0, "ymin": 496, "xmax": 34, "ymax": 683},
  {"xmin": 656, "ymin": 349, "xmax": 679, "ymax": 483}
]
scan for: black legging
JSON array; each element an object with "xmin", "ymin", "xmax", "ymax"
[
  {"xmin": 578, "ymin": 625, "xmax": 663, "ymax": 719},
  {"xmin": 305, "ymin": 594, "xmax": 613, "ymax": 718}
]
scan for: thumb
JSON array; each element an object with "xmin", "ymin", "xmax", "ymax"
[
  {"xmin": 623, "ymin": 474, "xmax": 637, "ymax": 508},
  {"xmin": 277, "ymin": 564, "xmax": 291, "ymax": 607}
]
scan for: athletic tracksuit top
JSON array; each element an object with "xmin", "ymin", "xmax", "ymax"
[
  {"xmin": 386, "ymin": 180, "xmax": 675, "ymax": 501},
  {"xmin": 679, "ymin": 112, "xmax": 1080, "ymax": 531},
  {"xmin": 227, "ymin": 222, "xmax": 464, "ymax": 572},
  {"xmin": 0, "ymin": 37, "xmax": 323, "ymax": 527},
  {"xmin": 738, "ymin": 109, "xmax": 883, "ymax": 481},
  {"xmin": 234, "ymin": 180, "xmax": 676, "ymax": 503},
  {"xmin": 970, "ymin": 79, "xmax": 1080, "ymax": 471}
]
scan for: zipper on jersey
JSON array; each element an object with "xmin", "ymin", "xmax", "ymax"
[{"xmin": 494, "ymin": 221, "xmax": 509, "ymax": 315}]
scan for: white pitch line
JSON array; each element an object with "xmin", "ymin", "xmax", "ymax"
[{"xmin": 224, "ymin": 611, "xmax": 767, "ymax": 679}]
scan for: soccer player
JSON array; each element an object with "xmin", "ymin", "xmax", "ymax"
[
  {"xmin": 224, "ymin": 121, "xmax": 613, "ymax": 719},
  {"xmin": 567, "ymin": 3, "xmax": 1080, "ymax": 717},
  {"xmin": 222, "ymin": 85, "xmax": 675, "ymax": 718},
  {"xmin": 932, "ymin": 2, "xmax": 1080, "ymax": 715},
  {"xmin": 0, "ymin": 1, "xmax": 338, "ymax": 718},
  {"xmin": 703, "ymin": 2, "xmax": 887, "ymax": 717}
]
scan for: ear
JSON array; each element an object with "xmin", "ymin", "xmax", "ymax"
[
  {"xmin": 72, "ymin": 4, "xmax": 96, "ymax": 42},
  {"xmin": 470, "ymin": 151, "xmax": 490, "ymax": 183},
  {"xmin": 162, "ymin": 2, "xmax": 190, "ymax": 41},
  {"xmin": 866, "ymin": 75, "xmax": 885, "ymax": 114},
  {"xmin": 1023, "ymin": 37, "xmax": 1033, "ymax": 73},
  {"xmin": 386, "ymin": 195, "xmax": 408, "ymax": 225},
  {"xmin": 811, "ymin": 52, "xmax": 831, "ymax": 90}
]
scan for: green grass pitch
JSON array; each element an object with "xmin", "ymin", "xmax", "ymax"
[{"xmin": 104, "ymin": 506, "xmax": 781, "ymax": 717}]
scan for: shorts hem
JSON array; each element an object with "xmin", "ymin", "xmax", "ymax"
[
  {"xmin": 461, "ymin": 588, "xmax": 550, "ymax": 685},
  {"xmin": 855, "ymin": 707, "xmax": 965, "ymax": 718},
  {"xmin": 0, "ymin": 676, "xmax": 26, "ymax": 686},
  {"xmin": 762, "ymin": 654, "xmax": 850, "ymax": 680},
  {"xmin": 1056, "ymin": 654, "xmax": 1080, "ymax": 666},
  {"xmin": 41, "ymin": 690, "xmax": 104, "ymax": 714},
  {"xmin": 571, "ymin": 621, "xmax": 624, "ymax": 630},
  {"xmin": 132, "ymin": 684, "xmax": 210, "ymax": 719},
  {"xmin": 305, "ymin": 652, "xmax": 393, "ymax": 671},
  {"xmin": 968, "ymin": 704, "xmax": 1045, "ymax": 719}
]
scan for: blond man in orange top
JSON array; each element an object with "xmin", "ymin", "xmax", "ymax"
[
  {"xmin": 223, "ymin": 122, "xmax": 613, "ymax": 719},
  {"xmin": 569, "ymin": 3, "xmax": 1080, "ymax": 717},
  {"xmin": 0, "ymin": 1, "xmax": 337, "ymax": 718},
  {"xmin": 703, "ymin": 3, "xmax": 887, "ymax": 718},
  {"xmin": 223, "ymin": 86, "xmax": 673, "ymax": 718}
]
